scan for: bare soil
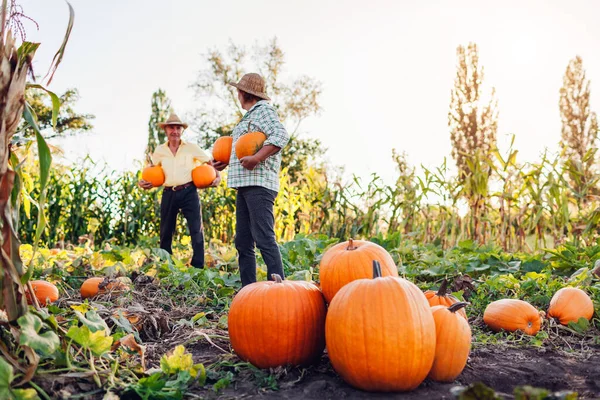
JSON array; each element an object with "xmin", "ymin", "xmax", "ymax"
[{"xmin": 188, "ymin": 342, "xmax": 600, "ymax": 400}]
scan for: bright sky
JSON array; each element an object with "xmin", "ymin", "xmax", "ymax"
[{"xmin": 17, "ymin": 0, "xmax": 600, "ymax": 185}]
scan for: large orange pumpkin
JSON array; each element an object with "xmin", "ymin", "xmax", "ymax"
[
  {"xmin": 80, "ymin": 277, "xmax": 129, "ymax": 299},
  {"xmin": 192, "ymin": 164, "xmax": 217, "ymax": 188},
  {"xmin": 235, "ymin": 131, "xmax": 267, "ymax": 159},
  {"xmin": 228, "ymin": 274, "xmax": 326, "ymax": 369},
  {"xmin": 428, "ymin": 303, "xmax": 471, "ymax": 382},
  {"xmin": 483, "ymin": 299, "xmax": 542, "ymax": 335},
  {"xmin": 548, "ymin": 287, "xmax": 594, "ymax": 325},
  {"xmin": 26, "ymin": 280, "xmax": 59, "ymax": 306},
  {"xmin": 424, "ymin": 279, "xmax": 467, "ymax": 320},
  {"xmin": 212, "ymin": 136, "xmax": 233, "ymax": 163},
  {"xmin": 319, "ymin": 238, "xmax": 398, "ymax": 303},
  {"xmin": 142, "ymin": 165, "xmax": 165, "ymax": 187},
  {"xmin": 326, "ymin": 261, "xmax": 436, "ymax": 392}
]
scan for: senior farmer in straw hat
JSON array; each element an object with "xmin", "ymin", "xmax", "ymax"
[
  {"xmin": 212, "ymin": 73, "xmax": 290, "ymax": 287},
  {"xmin": 138, "ymin": 112, "xmax": 220, "ymax": 268}
]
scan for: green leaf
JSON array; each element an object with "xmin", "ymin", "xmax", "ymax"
[
  {"xmin": 74, "ymin": 310, "xmax": 110, "ymax": 334},
  {"xmin": 44, "ymin": 1, "xmax": 75, "ymax": 85},
  {"xmin": 567, "ymin": 317, "xmax": 590, "ymax": 334},
  {"xmin": 26, "ymin": 84, "xmax": 60, "ymax": 128},
  {"xmin": 17, "ymin": 313, "xmax": 60, "ymax": 356},
  {"xmin": 452, "ymin": 382, "xmax": 501, "ymax": 399},
  {"xmin": 66, "ymin": 325, "xmax": 113, "ymax": 356},
  {"xmin": 0, "ymin": 357, "xmax": 15, "ymax": 399},
  {"xmin": 16, "ymin": 42, "xmax": 40, "ymax": 68}
]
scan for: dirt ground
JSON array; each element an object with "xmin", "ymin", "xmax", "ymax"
[{"xmin": 189, "ymin": 343, "xmax": 600, "ymax": 400}]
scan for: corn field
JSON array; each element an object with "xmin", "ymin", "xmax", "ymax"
[{"xmin": 15, "ymin": 137, "xmax": 600, "ymax": 252}]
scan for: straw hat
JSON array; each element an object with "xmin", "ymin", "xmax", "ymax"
[
  {"xmin": 158, "ymin": 112, "xmax": 188, "ymax": 129},
  {"xmin": 228, "ymin": 73, "xmax": 271, "ymax": 101}
]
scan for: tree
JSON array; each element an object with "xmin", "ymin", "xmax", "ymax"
[
  {"xmin": 14, "ymin": 87, "xmax": 94, "ymax": 143},
  {"xmin": 190, "ymin": 37, "xmax": 325, "ymax": 180},
  {"xmin": 448, "ymin": 42, "xmax": 499, "ymax": 243},
  {"xmin": 146, "ymin": 88, "xmax": 172, "ymax": 156},
  {"xmin": 559, "ymin": 56, "xmax": 599, "ymax": 201}
]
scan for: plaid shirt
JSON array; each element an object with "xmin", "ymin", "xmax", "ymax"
[{"xmin": 227, "ymin": 100, "xmax": 290, "ymax": 192}]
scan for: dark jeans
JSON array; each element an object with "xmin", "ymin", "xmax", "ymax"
[
  {"xmin": 160, "ymin": 185, "xmax": 205, "ymax": 268},
  {"xmin": 235, "ymin": 186, "xmax": 284, "ymax": 286}
]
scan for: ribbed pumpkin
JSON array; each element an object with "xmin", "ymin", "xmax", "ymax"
[
  {"xmin": 428, "ymin": 303, "xmax": 471, "ymax": 382},
  {"xmin": 326, "ymin": 261, "xmax": 436, "ymax": 392},
  {"xmin": 319, "ymin": 238, "xmax": 398, "ymax": 303},
  {"xmin": 235, "ymin": 131, "xmax": 267, "ymax": 159},
  {"xmin": 80, "ymin": 277, "xmax": 129, "ymax": 299},
  {"xmin": 26, "ymin": 280, "xmax": 59, "ymax": 306},
  {"xmin": 483, "ymin": 299, "xmax": 542, "ymax": 335},
  {"xmin": 424, "ymin": 279, "xmax": 467, "ymax": 320},
  {"xmin": 548, "ymin": 287, "xmax": 594, "ymax": 325},
  {"xmin": 141, "ymin": 165, "xmax": 165, "ymax": 187},
  {"xmin": 228, "ymin": 274, "xmax": 326, "ymax": 369},
  {"xmin": 192, "ymin": 164, "xmax": 217, "ymax": 188},
  {"xmin": 212, "ymin": 136, "xmax": 233, "ymax": 163}
]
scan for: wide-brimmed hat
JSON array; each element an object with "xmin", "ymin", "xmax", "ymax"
[
  {"xmin": 228, "ymin": 73, "xmax": 271, "ymax": 101},
  {"xmin": 158, "ymin": 112, "xmax": 188, "ymax": 129}
]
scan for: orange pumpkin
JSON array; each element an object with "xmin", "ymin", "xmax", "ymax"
[
  {"xmin": 80, "ymin": 277, "xmax": 129, "ymax": 299},
  {"xmin": 548, "ymin": 287, "xmax": 594, "ymax": 325},
  {"xmin": 228, "ymin": 274, "xmax": 326, "ymax": 369},
  {"xmin": 142, "ymin": 165, "xmax": 165, "ymax": 187},
  {"xmin": 326, "ymin": 261, "xmax": 436, "ymax": 392},
  {"xmin": 424, "ymin": 279, "xmax": 467, "ymax": 320},
  {"xmin": 26, "ymin": 280, "xmax": 59, "ymax": 306},
  {"xmin": 192, "ymin": 164, "xmax": 217, "ymax": 188},
  {"xmin": 319, "ymin": 238, "xmax": 398, "ymax": 303},
  {"xmin": 212, "ymin": 136, "xmax": 233, "ymax": 163},
  {"xmin": 428, "ymin": 303, "xmax": 471, "ymax": 382},
  {"xmin": 235, "ymin": 131, "xmax": 267, "ymax": 159},
  {"xmin": 483, "ymin": 299, "xmax": 542, "ymax": 335}
]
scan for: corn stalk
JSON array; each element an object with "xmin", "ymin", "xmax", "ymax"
[{"xmin": 0, "ymin": 0, "xmax": 73, "ymax": 323}]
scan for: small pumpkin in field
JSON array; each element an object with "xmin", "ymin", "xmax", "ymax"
[
  {"xmin": 424, "ymin": 279, "xmax": 467, "ymax": 320},
  {"xmin": 212, "ymin": 136, "xmax": 233, "ymax": 163},
  {"xmin": 548, "ymin": 287, "xmax": 594, "ymax": 325},
  {"xmin": 428, "ymin": 303, "xmax": 471, "ymax": 382},
  {"xmin": 26, "ymin": 280, "xmax": 59, "ymax": 306},
  {"xmin": 228, "ymin": 274, "xmax": 326, "ymax": 369},
  {"xmin": 142, "ymin": 164, "xmax": 165, "ymax": 187},
  {"xmin": 235, "ymin": 131, "xmax": 267, "ymax": 159},
  {"xmin": 483, "ymin": 299, "xmax": 542, "ymax": 335},
  {"xmin": 319, "ymin": 238, "xmax": 398, "ymax": 303},
  {"xmin": 80, "ymin": 277, "xmax": 129, "ymax": 299},
  {"xmin": 326, "ymin": 261, "xmax": 436, "ymax": 392},
  {"xmin": 192, "ymin": 164, "xmax": 217, "ymax": 188}
]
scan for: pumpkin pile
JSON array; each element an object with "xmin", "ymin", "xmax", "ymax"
[{"xmin": 227, "ymin": 239, "xmax": 473, "ymax": 392}]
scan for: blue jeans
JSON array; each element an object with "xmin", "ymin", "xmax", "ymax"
[{"xmin": 235, "ymin": 186, "xmax": 284, "ymax": 286}]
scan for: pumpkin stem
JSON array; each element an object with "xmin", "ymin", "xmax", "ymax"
[
  {"xmin": 373, "ymin": 260, "xmax": 382, "ymax": 279},
  {"xmin": 448, "ymin": 302, "xmax": 469, "ymax": 313},
  {"xmin": 436, "ymin": 279, "xmax": 449, "ymax": 296},
  {"xmin": 271, "ymin": 274, "xmax": 283, "ymax": 283},
  {"xmin": 346, "ymin": 238, "xmax": 358, "ymax": 251}
]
